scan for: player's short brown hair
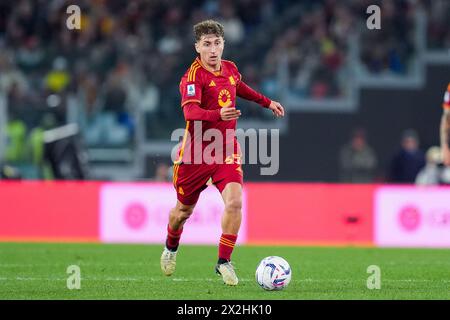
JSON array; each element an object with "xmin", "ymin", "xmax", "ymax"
[{"xmin": 193, "ymin": 20, "xmax": 224, "ymax": 42}]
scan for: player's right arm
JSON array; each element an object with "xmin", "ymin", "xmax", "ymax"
[
  {"xmin": 441, "ymin": 84, "xmax": 450, "ymax": 166},
  {"xmin": 183, "ymin": 103, "xmax": 240, "ymax": 121}
]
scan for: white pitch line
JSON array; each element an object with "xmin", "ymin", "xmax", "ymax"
[
  {"xmin": 0, "ymin": 277, "xmax": 449, "ymax": 283},
  {"xmin": 0, "ymin": 263, "xmax": 155, "ymax": 268},
  {"xmin": 0, "ymin": 277, "xmax": 251, "ymax": 282}
]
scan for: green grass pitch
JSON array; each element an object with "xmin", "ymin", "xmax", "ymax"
[{"xmin": 1, "ymin": 243, "xmax": 449, "ymax": 299}]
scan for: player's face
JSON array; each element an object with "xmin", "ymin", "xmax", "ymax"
[{"xmin": 195, "ymin": 35, "xmax": 224, "ymax": 69}]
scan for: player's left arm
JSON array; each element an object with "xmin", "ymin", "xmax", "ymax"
[
  {"xmin": 441, "ymin": 108, "xmax": 450, "ymax": 166},
  {"xmin": 236, "ymin": 81, "xmax": 285, "ymax": 118},
  {"xmin": 441, "ymin": 84, "xmax": 450, "ymax": 166},
  {"xmin": 231, "ymin": 61, "xmax": 285, "ymax": 118}
]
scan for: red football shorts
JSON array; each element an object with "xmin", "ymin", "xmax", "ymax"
[{"xmin": 172, "ymin": 163, "xmax": 243, "ymax": 206}]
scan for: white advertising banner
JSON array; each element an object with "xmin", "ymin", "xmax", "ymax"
[
  {"xmin": 375, "ymin": 186, "xmax": 450, "ymax": 247},
  {"xmin": 100, "ymin": 183, "xmax": 247, "ymax": 244}
]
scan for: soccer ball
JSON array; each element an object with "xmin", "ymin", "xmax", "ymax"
[{"xmin": 255, "ymin": 256, "xmax": 292, "ymax": 291}]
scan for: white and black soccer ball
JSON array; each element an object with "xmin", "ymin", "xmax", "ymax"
[{"xmin": 255, "ymin": 256, "xmax": 292, "ymax": 291}]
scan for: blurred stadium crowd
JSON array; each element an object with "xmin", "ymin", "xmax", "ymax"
[{"xmin": 0, "ymin": 0, "xmax": 449, "ymax": 182}]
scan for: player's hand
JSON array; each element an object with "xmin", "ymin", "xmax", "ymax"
[
  {"xmin": 220, "ymin": 106, "xmax": 241, "ymax": 121},
  {"xmin": 443, "ymin": 147, "xmax": 450, "ymax": 166},
  {"xmin": 269, "ymin": 100, "xmax": 285, "ymax": 118}
]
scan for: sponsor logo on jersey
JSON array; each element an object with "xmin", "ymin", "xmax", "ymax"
[{"xmin": 218, "ymin": 89, "xmax": 232, "ymax": 108}]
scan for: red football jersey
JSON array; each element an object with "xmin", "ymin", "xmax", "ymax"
[
  {"xmin": 176, "ymin": 57, "xmax": 243, "ymax": 165},
  {"xmin": 443, "ymin": 83, "xmax": 450, "ymax": 110}
]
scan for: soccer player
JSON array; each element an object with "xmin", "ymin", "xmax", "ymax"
[
  {"xmin": 441, "ymin": 83, "xmax": 450, "ymax": 166},
  {"xmin": 160, "ymin": 20, "xmax": 285, "ymax": 286}
]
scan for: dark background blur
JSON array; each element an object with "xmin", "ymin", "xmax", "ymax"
[{"xmin": 0, "ymin": 0, "xmax": 449, "ymax": 183}]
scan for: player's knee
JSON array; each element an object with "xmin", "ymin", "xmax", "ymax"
[
  {"xmin": 177, "ymin": 206, "xmax": 194, "ymax": 221},
  {"xmin": 225, "ymin": 198, "xmax": 242, "ymax": 214}
]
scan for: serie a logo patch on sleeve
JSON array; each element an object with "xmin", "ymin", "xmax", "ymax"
[{"xmin": 187, "ymin": 84, "xmax": 195, "ymax": 96}]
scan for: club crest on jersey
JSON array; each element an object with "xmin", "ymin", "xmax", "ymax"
[
  {"xmin": 187, "ymin": 84, "xmax": 195, "ymax": 96},
  {"xmin": 229, "ymin": 76, "xmax": 236, "ymax": 86}
]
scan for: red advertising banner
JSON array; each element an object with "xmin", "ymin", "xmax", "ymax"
[
  {"xmin": 245, "ymin": 183, "xmax": 376, "ymax": 246},
  {"xmin": 0, "ymin": 181, "xmax": 375, "ymax": 245},
  {"xmin": 0, "ymin": 181, "xmax": 100, "ymax": 242}
]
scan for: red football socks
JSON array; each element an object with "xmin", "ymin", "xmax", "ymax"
[
  {"xmin": 218, "ymin": 233, "xmax": 237, "ymax": 262},
  {"xmin": 166, "ymin": 224, "xmax": 183, "ymax": 252}
]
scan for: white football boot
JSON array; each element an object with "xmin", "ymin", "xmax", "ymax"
[
  {"xmin": 160, "ymin": 247, "xmax": 177, "ymax": 276},
  {"xmin": 215, "ymin": 262, "xmax": 239, "ymax": 286}
]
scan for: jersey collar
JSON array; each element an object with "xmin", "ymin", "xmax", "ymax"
[{"xmin": 195, "ymin": 57, "xmax": 223, "ymax": 77}]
